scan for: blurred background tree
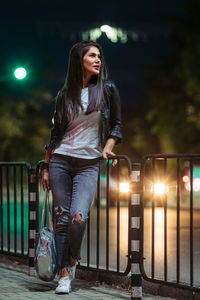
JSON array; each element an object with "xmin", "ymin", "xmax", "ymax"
[
  {"xmin": 1, "ymin": 0, "xmax": 200, "ymax": 164},
  {"xmin": 118, "ymin": 0, "xmax": 200, "ymax": 160},
  {"xmin": 0, "ymin": 61, "xmax": 54, "ymax": 165},
  {"xmin": 0, "ymin": 88, "xmax": 53, "ymax": 164}
]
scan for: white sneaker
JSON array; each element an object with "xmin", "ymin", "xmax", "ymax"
[{"xmin": 55, "ymin": 276, "xmax": 71, "ymax": 294}]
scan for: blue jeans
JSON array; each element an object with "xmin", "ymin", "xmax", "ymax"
[{"xmin": 49, "ymin": 153, "xmax": 99, "ymax": 271}]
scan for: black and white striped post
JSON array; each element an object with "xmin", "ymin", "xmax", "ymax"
[
  {"xmin": 130, "ymin": 163, "xmax": 142, "ymax": 300},
  {"xmin": 28, "ymin": 167, "xmax": 37, "ymax": 276}
]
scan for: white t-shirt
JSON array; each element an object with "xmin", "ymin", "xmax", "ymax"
[{"xmin": 53, "ymin": 88, "xmax": 102, "ymax": 159}]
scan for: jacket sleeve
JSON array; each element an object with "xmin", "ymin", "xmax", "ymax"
[
  {"xmin": 45, "ymin": 92, "xmax": 63, "ymax": 150},
  {"xmin": 108, "ymin": 82, "xmax": 122, "ymax": 144}
]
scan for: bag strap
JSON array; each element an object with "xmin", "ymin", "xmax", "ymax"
[
  {"xmin": 41, "ymin": 190, "xmax": 47, "ymax": 228},
  {"xmin": 46, "ymin": 190, "xmax": 54, "ymax": 232},
  {"xmin": 41, "ymin": 189, "xmax": 54, "ymax": 232}
]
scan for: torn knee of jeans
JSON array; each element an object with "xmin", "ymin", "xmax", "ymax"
[
  {"xmin": 55, "ymin": 206, "xmax": 68, "ymax": 216},
  {"xmin": 72, "ymin": 212, "xmax": 83, "ymax": 223}
]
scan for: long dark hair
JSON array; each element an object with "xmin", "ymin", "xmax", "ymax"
[{"xmin": 56, "ymin": 41, "xmax": 109, "ymax": 123}]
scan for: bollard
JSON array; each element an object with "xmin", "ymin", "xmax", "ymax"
[
  {"xmin": 28, "ymin": 167, "xmax": 37, "ymax": 276},
  {"xmin": 130, "ymin": 163, "xmax": 142, "ymax": 300}
]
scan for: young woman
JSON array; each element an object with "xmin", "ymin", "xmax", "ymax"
[{"xmin": 41, "ymin": 41, "xmax": 122, "ymax": 294}]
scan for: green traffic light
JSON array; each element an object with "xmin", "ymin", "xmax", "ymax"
[{"xmin": 14, "ymin": 67, "xmax": 27, "ymax": 80}]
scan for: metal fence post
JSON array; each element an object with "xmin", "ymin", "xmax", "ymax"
[
  {"xmin": 28, "ymin": 167, "xmax": 37, "ymax": 276},
  {"xmin": 130, "ymin": 163, "xmax": 142, "ymax": 300}
]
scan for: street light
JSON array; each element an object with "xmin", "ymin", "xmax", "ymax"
[{"xmin": 14, "ymin": 67, "xmax": 27, "ymax": 80}]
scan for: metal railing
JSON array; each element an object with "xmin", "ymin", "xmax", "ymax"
[
  {"xmin": 83, "ymin": 155, "xmax": 132, "ymax": 275},
  {"xmin": 140, "ymin": 154, "xmax": 200, "ymax": 292},
  {"xmin": 0, "ymin": 162, "xmax": 31, "ymax": 259},
  {"xmin": 0, "ymin": 157, "xmax": 134, "ymax": 279},
  {"xmin": 36, "ymin": 155, "xmax": 132, "ymax": 276},
  {"xmin": 3, "ymin": 153, "xmax": 200, "ymax": 298}
]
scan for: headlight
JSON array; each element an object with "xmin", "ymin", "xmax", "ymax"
[
  {"xmin": 119, "ymin": 182, "xmax": 130, "ymax": 193},
  {"xmin": 153, "ymin": 183, "xmax": 168, "ymax": 195}
]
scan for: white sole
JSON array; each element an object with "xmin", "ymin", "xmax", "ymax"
[{"xmin": 55, "ymin": 287, "xmax": 71, "ymax": 294}]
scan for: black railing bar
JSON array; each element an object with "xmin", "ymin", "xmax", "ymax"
[
  {"xmin": 164, "ymin": 158, "xmax": 168, "ymax": 282},
  {"xmin": 0, "ymin": 167, "xmax": 3, "ymax": 251},
  {"xmin": 0, "ymin": 162, "xmax": 31, "ymax": 169},
  {"xmin": 139, "ymin": 158, "xmax": 147, "ymax": 278},
  {"xmin": 14, "ymin": 166, "xmax": 17, "ymax": 254},
  {"xmin": 20, "ymin": 166, "xmax": 24, "ymax": 255},
  {"xmin": 107, "ymin": 153, "xmax": 133, "ymax": 273},
  {"xmin": 124, "ymin": 176, "xmax": 132, "ymax": 276},
  {"xmin": 106, "ymin": 155, "xmax": 132, "ymax": 176},
  {"xmin": 143, "ymin": 153, "xmax": 200, "ymax": 160},
  {"xmin": 87, "ymin": 211, "xmax": 90, "ymax": 268},
  {"xmin": 105, "ymin": 156, "xmax": 134, "ymax": 275},
  {"xmin": 189, "ymin": 159, "xmax": 194, "ymax": 287},
  {"xmin": 6, "ymin": 166, "xmax": 10, "ymax": 254},
  {"xmin": 96, "ymin": 163, "xmax": 100, "ymax": 269},
  {"xmin": 140, "ymin": 154, "xmax": 200, "ymax": 177},
  {"xmin": 116, "ymin": 160, "xmax": 120, "ymax": 273},
  {"xmin": 106, "ymin": 160, "xmax": 110, "ymax": 270},
  {"xmin": 37, "ymin": 156, "xmax": 132, "ymax": 177},
  {"xmin": 176, "ymin": 158, "xmax": 180, "ymax": 284},
  {"xmin": 151, "ymin": 158, "xmax": 155, "ymax": 279},
  {"xmin": 35, "ymin": 166, "xmax": 40, "ymax": 233},
  {"xmin": 119, "ymin": 158, "xmax": 133, "ymax": 276}
]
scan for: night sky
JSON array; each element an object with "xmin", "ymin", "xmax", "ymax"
[{"xmin": 0, "ymin": 0, "xmax": 183, "ymax": 107}]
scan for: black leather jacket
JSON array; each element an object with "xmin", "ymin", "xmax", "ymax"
[{"xmin": 45, "ymin": 80, "xmax": 122, "ymax": 150}]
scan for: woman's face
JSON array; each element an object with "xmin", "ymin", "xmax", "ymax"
[{"xmin": 83, "ymin": 46, "xmax": 101, "ymax": 78}]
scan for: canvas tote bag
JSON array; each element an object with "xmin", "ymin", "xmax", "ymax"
[{"xmin": 35, "ymin": 189, "xmax": 57, "ymax": 281}]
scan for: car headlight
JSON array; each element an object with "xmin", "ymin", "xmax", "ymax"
[
  {"xmin": 119, "ymin": 182, "xmax": 130, "ymax": 193},
  {"xmin": 153, "ymin": 183, "xmax": 168, "ymax": 195}
]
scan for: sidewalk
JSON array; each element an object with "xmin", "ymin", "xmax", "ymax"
[{"xmin": 0, "ymin": 262, "xmax": 176, "ymax": 300}]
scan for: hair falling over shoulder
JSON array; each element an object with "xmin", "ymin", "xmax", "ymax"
[{"xmin": 55, "ymin": 41, "xmax": 109, "ymax": 123}]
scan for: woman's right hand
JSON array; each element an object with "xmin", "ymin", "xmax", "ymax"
[{"xmin": 42, "ymin": 169, "xmax": 50, "ymax": 191}]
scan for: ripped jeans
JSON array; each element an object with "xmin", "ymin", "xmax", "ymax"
[{"xmin": 49, "ymin": 153, "xmax": 99, "ymax": 271}]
